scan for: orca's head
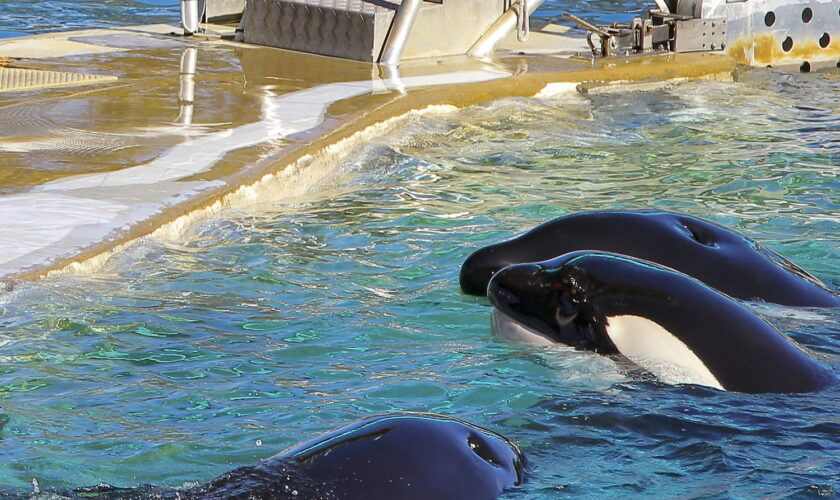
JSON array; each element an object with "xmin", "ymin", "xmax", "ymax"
[
  {"xmin": 487, "ymin": 252, "xmax": 618, "ymax": 353},
  {"xmin": 282, "ymin": 412, "xmax": 525, "ymax": 500},
  {"xmin": 183, "ymin": 412, "xmax": 524, "ymax": 500},
  {"xmin": 463, "ymin": 210, "xmax": 836, "ymax": 306},
  {"xmin": 460, "ymin": 210, "xmax": 730, "ymax": 298},
  {"xmin": 458, "ymin": 210, "xmax": 692, "ymax": 298},
  {"xmin": 460, "ymin": 243, "xmax": 518, "ymax": 296}
]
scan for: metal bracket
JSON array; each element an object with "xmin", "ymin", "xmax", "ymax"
[
  {"xmin": 562, "ymin": 13, "xmax": 660, "ymax": 57},
  {"xmin": 563, "ymin": 3, "xmax": 726, "ymax": 58},
  {"xmin": 671, "ymin": 18, "xmax": 727, "ymax": 52}
]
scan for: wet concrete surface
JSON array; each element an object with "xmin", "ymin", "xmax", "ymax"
[{"xmin": 0, "ymin": 24, "xmax": 736, "ymax": 283}]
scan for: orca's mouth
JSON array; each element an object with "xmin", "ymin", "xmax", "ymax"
[
  {"xmin": 488, "ymin": 261, "xmax": 604, "ymax": 350},
  {"xmin": 486, "ymin": 280, "xmax": 518, "ymax": 312},
  {"xmin": 488, "ymin": 274, "xmax": 606, "ymax": 351},
  {"xmin": 487, "ymin": 284, "xmax": 569, "ymax": 344},
  {"xmin": 490, "ymin": 308, "xmax": 558, "ymax": 345}
]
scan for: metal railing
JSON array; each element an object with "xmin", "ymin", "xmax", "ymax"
[
  {"xmin": 468, "ymin": 0, "xmax": 546, "ymax": 57},
  {"xmin": 181, "ymin": 0, "xmax": 206, "ymax": 35},
  {"xmin": 380, "ymin": 0, "xmax": 425, "ymax": 65}
]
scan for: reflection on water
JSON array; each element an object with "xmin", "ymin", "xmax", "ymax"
[
  {"xmin": 0, "ymin": 67, "xmax": 838, "ymax": 497},
  {"xmin": 176, "ymin": 47, "xmax": 198, "ymax": 127}
]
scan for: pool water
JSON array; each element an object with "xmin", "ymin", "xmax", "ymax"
[
  {"xmin": 1, "ymin": 69, "xmax": 838, "ymax": 497},
  {"xmin": 2, "ymin": 1, "xmax": 840, "ymax": 498},
  {"xmin": 0, "ymin": 1, "xmax": 180, "ymax": 38}
]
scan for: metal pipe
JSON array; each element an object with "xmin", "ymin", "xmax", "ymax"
[
  {"xmin": 177, "ymin": 47, "xmax": 198, "ymax": 126},
  {"xmin": 379, "ymin": 0, "xmax": 424, "ymax": 66},
  {"xmin": 561, "ymin": 13, "xmax": 609, "ymax": 36},
  {"xmin": 652, "ymin": 0, "xmax": 671, "ymax": 14},
  {"xmin": 467, "ymin": 0, "xmax": 547, "ymax": 57},
  {"xmin": 517, "ymin": 0, "xmax": 529, "ymax": 41},
  {"xmin": 181, "ymin": 0, "xmax": 200, "ymax": 35}
]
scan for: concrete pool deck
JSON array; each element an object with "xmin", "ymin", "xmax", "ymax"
[{"xmin": 0, "ymin": 23, "xmax": 737, "ymax": 285}]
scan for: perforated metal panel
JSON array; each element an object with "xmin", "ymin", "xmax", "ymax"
[{"xmin": 702, "ymin": 0, "xmax": 840, "ymax": 66}]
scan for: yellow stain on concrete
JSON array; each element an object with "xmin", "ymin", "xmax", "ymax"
[
  {"xmin": 729, "ymin": 33, "xmax": 840, "ymax": 65},
  {"xmin": 0, "ymin": 26, "xmax": 738, "ymax": 282}
]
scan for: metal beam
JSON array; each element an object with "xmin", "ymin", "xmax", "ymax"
[
  {"xmin": 380, "ymin": 0, "xmax": 424, "ymax": 66},
  {"xmin": 467, "ymin": 0, "xmax": 546, "ymax": 57}
]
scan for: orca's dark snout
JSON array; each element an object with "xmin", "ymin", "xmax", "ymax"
[
  {"xmin": 460, "ymin": 243, "xmax": 541, "ymax": 297},
  {"xmin": 487, "ymin": 263, "xmax": 546, "ymax": 310},
  {"xmin": 487, "ymin": 259, "xmax": 603, "ymax": 350},
  {"xmin": 459, "ymin": 255, "xmax": 494, "ymax": 296},
  {"xmin": 460, "ymin": 247, "xmax": 512, "ymax": 296}
]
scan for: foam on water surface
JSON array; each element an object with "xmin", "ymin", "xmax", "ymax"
[{"xmin": 0, "ymin": 45, "xmax": 508, "ymax": 279}]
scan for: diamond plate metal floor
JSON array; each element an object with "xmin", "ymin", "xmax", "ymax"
[
  {"xmin": 242, "ymin": 0, "xmax": 396, "ymax": 61},
  {"xmin": 241, "ymin": 0, "xmax": 505, "ymax": 62}
]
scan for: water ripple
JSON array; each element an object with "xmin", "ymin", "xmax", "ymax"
[{"xmin": 0, "ymin": 69, "xmax": 837, "ymax": 497}]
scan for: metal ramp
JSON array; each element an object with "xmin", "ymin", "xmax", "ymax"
[{"xmin": 239, "ymin": 0, "xmax": 508, "ymax": 63}]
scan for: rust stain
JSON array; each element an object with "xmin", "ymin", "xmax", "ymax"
[
  {"xmin": 729, "ymin": 33, "xmax": 840, "ymax": 65},
  {"xmin": 754, "ymin": 34, "xmax": 785, "ymax": 64},
  {"xmin": 726, "ymin": 37, "xmax": 752, "ymax": 65}
]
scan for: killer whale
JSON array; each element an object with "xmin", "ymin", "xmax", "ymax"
[
  {"xmin": 461, "ymin": 210, "xmax": 839, "ymax": 307},
  {"xmin": 487, "ymin": 251, "xmax": 836, "ymax": 394},
  {"xmin": 66, "ymin": 412, "xmax": 524, "ymax": 500}
]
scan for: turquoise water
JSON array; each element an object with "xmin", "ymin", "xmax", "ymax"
[
  {"xmin": 2, "ymin": 71, "xmax": 839, "ymax": 497},
  {"xmin": 2, "ymin": 1, "xmax": 840, "ymax": 498},
  {"xmin": 0, "ymin": 1, "xmax": 179, "ymax": 38}
]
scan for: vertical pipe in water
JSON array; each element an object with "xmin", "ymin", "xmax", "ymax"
[
  {"xmin": 177, "ymin": 47, "xmax": 198, "ymax": 126},
  {"xmin": 181, "ymin": 0, "xmax": 200, "ymax": 35}
]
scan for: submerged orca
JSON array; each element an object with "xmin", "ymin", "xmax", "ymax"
[
  {"xmin": 69, "ymin": 412, "xmax": 524, "ymax": 500},
  {"xmin": 487, "ymin": 251, "xmax": 836, "ymax": 394},
  {"xmin": 461, "ymin": 210, "xmax": 839, "ymax": 307}
]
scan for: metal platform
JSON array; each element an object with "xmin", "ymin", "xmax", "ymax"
[
  {"xmin": 240, "ymin": 0, "xmax": 506, "ymax": 62},
  {"xmin": 554, "ymin": 0, "xmax": 838, "ymax": 69},
  {"xmin": 212, "ymin": 0, "xmax": 838, "ymax": 67}
]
